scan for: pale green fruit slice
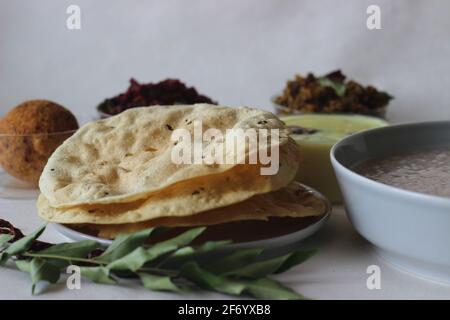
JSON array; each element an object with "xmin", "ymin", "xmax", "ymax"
[{"xmin": 281, "ymin": 114, "xmax": 388, "ymax": 203}]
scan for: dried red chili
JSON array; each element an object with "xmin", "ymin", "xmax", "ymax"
[{"xmin": 97, "ymin": 78, "xmax": 217, "ymax": 116}]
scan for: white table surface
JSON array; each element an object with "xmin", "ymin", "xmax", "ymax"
[
  {"xmin": 2, "ymin": 0, "xmax": 450, "ymax": 300},
  {"xmin": 1, "ymin": 197, "xmax": 450, "ymax": 300}
]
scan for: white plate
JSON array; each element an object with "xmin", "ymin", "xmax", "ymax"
[
  {"xmin": 52, "ymin": 211, "xmax": 330, "ymax": 252},
  {"xmin": 52, "ymin": 183, "xmax": 331, "ymax": 252}
]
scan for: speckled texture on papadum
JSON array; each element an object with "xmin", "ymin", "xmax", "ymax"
[
  {"xmin": 39, "ymin": 104, "xmax": 292, "ymax": 208},
  {"xmin": 38, "ymin": 137, "xmax": 300, "ymax": 224}
]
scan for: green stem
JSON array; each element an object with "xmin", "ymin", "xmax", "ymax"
[
  {"xmin": 22, "ymin": 252, "xmax": 179, "ymax": 276},
  {"xmin": 23, "ymin": 252, "xmax": 104, "ymax": 265}
]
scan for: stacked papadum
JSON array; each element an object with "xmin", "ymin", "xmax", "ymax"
[{"xmin": 37, "ymin": 104, "xmax": 327, "ymax": 239}]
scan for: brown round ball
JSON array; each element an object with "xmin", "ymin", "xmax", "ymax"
[
  {"xmin": 0, "ymin": 100, "xmax": 79, "ymax": 134},
  {"xmin": 0, "ymin": 100, "xmax": 79, "ymax": 184}
]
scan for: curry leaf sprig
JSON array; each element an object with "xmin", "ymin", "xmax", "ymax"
[{"xmin": 0, "ymin": 224, "xmax": 316, "ymax": 299}]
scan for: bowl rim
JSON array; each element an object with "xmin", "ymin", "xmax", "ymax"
[
  {"xmin": 0, "ymin": 129, "xmax": 78, "ymax": 137},
  {"xmin": 330, "ymin": 120, "xmax": 450, "ymax": 205},
  {"xmin": 272, "ymin": 100, "xmax": 388, "ymax": 117},
  {"xmin": 278, "ymin": 112, "xmax": 389, "ymax": 123}
]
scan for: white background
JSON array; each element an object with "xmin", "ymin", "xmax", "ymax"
[
  {"xmin": 1, "ymin": 0, "xmax": 450, "ymax": 300},
  {"xmin": 1, "ymin": 0, "xmax": 450, "ymax": 122}
]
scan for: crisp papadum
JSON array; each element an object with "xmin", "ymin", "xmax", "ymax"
[
  {"xmin": 38, "ymin": 138, "xmax": 299, "ymax": 224},
  {"xmin": 69, "ymin": 182, "xmax": 329, "ymax": 239},
  {"xmin": 40, "ymin": 104, "xmax": 290, "ymax": 208}
]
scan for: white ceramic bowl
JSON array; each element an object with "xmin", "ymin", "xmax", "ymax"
[{"xmin": 331, "ymin": 121, "xmax": 450, "ymax": 284}]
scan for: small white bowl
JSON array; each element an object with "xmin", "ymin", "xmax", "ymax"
[{"xmin": 331, "ymin": 121, "xmax": 450, "ymax": 284}]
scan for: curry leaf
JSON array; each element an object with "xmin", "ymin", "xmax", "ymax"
[
  {"xmin": 2, "ymin": 223, "xmax": 312, "ymax": 299},
  {"xmin": 224, "ymin": 255, "xmax": 287, "ymax": 278},
  {"xmin": 80, "ymin": 266, "xmax": 116, "ymax": 284},
  {"xmin": 15, "ymin": 260, "xmax": 31, "ymax": 273},
  {"xmin": 0, "ymin": 234, "xmax": 13, "ymax": 247},
  {"xmin": 38, "ymin": 240, "xmax": 99, "ymax": 257},
  {"xmin": 106, "ymin": 247, "xmax": 159, "ymax": 271},
  {"xmin": 157, "ymin": 227, "xmax": 206, "ymax": 248},
  {"xmin": 107, "ymin": 227, "xmax": 206, "ymax": 271},
  {"xmin": 242, "ymin": 278, "xmax": 305, "ymax": 300},
  {"xmin": 274, "ymin": 249, "xmax": 317, "ymax": 274},
  {"xmin": 197, "ymin": 240, "xmax": 232, "ymax": 252},
  {"xmin": 138, "ymin": 273, "xmax": 180, "ymax": 292},
  {"xmin": 36, "ymin": 240, "xmax": 101, "ymax": 268},
  {"xmin": 170, "ymin": 246, "xmax": 195, "ymax": 257},
  {"xmin": 0, "ymin": 225, "xmax": 46, "ymax": 265},
  {"xmin": 204, "ymin": 248, "xmax": 263, "ymax": 274},
  {"xmin": 180, "ymin": 262, "xmax": 246, "ymax": 296},
  {"xmin": 95, "ymin": 228, "xmax": 154, "ymax": 263},
  {"xmin": 5, "ymin": 225, "xmax": 46, "ymax": 255},
  {"xmin": 179, "ymin": 261, "xmax": 303, "ymax": 299},
  {"xmin": 221, "ymin": 250, "xmax": 316, "ymax": 278},
  {"xmin": 161, "ymin": 240, "xmax": 231, "ymax": 264},
  {"xmin": 29, "ymin": 258, "xmax": 61, "ymax": 295}
]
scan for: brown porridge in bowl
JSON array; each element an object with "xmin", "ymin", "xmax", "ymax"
[{"xmin": 355, "ymin": 146, "xmax": 450, "ymax": 198}]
